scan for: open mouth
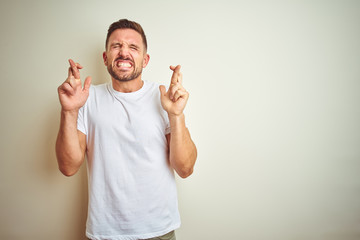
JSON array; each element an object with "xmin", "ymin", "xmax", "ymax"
[
  {"xmin": 115, "ymin": 58, "xmax": 133, "ymax": 70},
  {"xmin": 117, "ymin": 62, "xmax": 132, "ymax": 68}
]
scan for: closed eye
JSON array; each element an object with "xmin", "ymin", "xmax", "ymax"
[
  {"xmin": 111, "ymin": 43, "xmax": 120, "ymax": 49},
  {"xmin": 129, "ymin": 44, "xmax": 139, "ymax": 50}
]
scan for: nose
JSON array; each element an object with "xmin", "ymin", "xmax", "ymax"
[{"xmin": 118, "ymin": 45, "xmax": 130, "ymax": 59}]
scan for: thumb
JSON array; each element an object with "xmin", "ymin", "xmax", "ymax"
[
  {"xmin": 83, "ymin": 76, "xmax": 92, "ymax": 91},
  {"xmin": 159, "ymin": 85, "xmax": 166, "ymax": 96}
]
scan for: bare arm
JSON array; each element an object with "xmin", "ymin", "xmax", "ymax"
[
  {"xmin": 160, "ymin": 65, "xmax": 197, "ymax": 178},
  {"xmin": 55, "ymin": 59, "xmax": 91, "ymax": 176},
  {"xmin": 166, "ymin": 114, "xmax": 197, "ymax": 178},
  {"xmin": 56, "ymin": 112, "xmax": 87, "ymax": 176}
]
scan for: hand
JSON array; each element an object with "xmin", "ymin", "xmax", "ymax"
[
  {"xmin": 159, "ymin": 65, "xmax": 189, "ymax": 116},
  {"xmin": 57, "ymin": 59, "xmax": 92, "ymax": 112}
]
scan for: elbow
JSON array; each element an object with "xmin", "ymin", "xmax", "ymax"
[
  {"xmin": 176, "ymin": 165, "xmax": 194, "ymax": 179},
  {"xmin": 56, "ymin": 151, "xmax": 84, "ymax": 177},
  {"xmin": 57, "ymin": 156, "xmax": 82, "ymax": 177},
  {"xmin": 59, "ymin": 166, "xmax": 79, "ymax": 177},
  {"xmin": 173, "ymin": 151, "xmax": 197, "ymax": 179}
]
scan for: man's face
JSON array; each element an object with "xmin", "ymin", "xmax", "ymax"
[{"xmin": 103, "ymin": 28, "xmax": 149, "ymax": 82}]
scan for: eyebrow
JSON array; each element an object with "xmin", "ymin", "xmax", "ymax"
[{"xmin": 110, "ymin": 42, "xmax": 121, "ymax": 47}]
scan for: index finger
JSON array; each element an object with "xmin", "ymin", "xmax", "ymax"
[
  {"xmin": 170, "ymin": 65, "xmax": 181, "ymax": 84},
  {"xmin": 69, "ymin": 59, "xmax": 82, "ymax": 79}
]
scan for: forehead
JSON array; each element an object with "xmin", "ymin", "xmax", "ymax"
[{"xmin": 108, "ymin": 28, "xmax": 143, "ymax": 47}]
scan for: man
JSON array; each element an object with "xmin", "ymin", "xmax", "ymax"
[{"xmin": 56, "ymin": 19, "xmax": 197, "ymax": 240}]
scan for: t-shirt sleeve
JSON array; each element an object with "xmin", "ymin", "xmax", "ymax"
[
  {"xmin": 165, "ymin": 120, "xmax": 171, "ymax": 135},
  {"xmin": 77, "ymin": 105, "xmax": 87, "ymax": 135},
  {"xmin": 162, "ymin": 84, "xmax": 171, "ymax": 135},
  {"xmin": 77, "ymin": 86, "xmax": 92, "ymax": 135}
]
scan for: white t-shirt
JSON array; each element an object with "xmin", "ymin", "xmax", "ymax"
[{"xmin": 77, "ymin": 81, "xmax": 180, "ymax": 240}]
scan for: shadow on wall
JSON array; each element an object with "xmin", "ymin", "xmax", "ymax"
[
  {"xmin": 91, "ymin": 45, "xmax": 111, "ymax": 85},
  {"xmin": 44, "ymin": 94, "xmax": 88, "ymax": 240},
  {"xmin": 40, "ymin": 46, "xmax": 108, "ymax": 240}
]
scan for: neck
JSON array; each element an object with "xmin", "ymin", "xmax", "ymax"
[{"xmin": 111, "ymin": 77, "xmax": 144, "ymax": 93}]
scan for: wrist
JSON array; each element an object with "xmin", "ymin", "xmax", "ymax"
[
  {"xmin": 59, "ymin": 108, "xmax": 79, "ymax": 131},
  {"xmin": 168, "ymin": 113, "xmax": 184, "ymax": 122},
  {"xmin": 61, "ymin": 108, "xmax": 79, "ymax": 117},
  {"xmin": 168, "ymin": 113, "xmax": 186, "ymax": 131}
]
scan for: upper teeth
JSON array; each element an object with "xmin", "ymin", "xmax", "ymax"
[{"xmin": 118, "ymin": 62, "xmax": 131, "ymax": 67}]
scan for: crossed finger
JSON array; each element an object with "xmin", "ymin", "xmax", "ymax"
[
  {"xmin": 68, "ymin": 59, "xmax": 83, "ymax": 79},
  {"xmin": 170, "ymin": 65, "xmax": 182, "ymax": 85},
  {"xmin": 169, "ymin": 83, "xmax": 180, "ymax": 101},
  {"xmin": 173, "ymin": 88, "xmax": 188, "ymax": 102},
  {"xmin": 63, "ymin": 59, "xmax": 83, "ymax": 93},
  {"xmin": 169, "ymin": 81, "xmax": 189, "ymax": 102}
]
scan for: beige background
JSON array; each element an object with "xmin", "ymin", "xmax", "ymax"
[{"xmin": 1, "ymin": 0, "xmax": 360, "ymax": 239}]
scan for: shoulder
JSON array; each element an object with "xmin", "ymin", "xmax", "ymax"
[
  {"xmin": 82, "ymin": 82, "xmax": 111, "ymax": 108},
  {"xmin": 87, "ymin": 82, "xmax": 111, "ymax": 97},
  {"xmin": 89, "ymin": 82, "xmax": 109, "ymax": 92},
  {"xmin": 144, "ymin": 81, "xmax": 169, "ymax": 94}
]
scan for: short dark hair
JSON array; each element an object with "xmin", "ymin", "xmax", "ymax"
[{"xmin": 105, "ymin": 19, "xmax": 147, "ymax": 51}]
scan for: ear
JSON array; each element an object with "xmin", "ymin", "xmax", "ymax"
[
  {"xmin": 103, "ymin": 51, "xmax": 108, "ymax": 66},
  {"xmin": 142, "ymin": 54, "xmax": 150, "ymax": 68}
]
